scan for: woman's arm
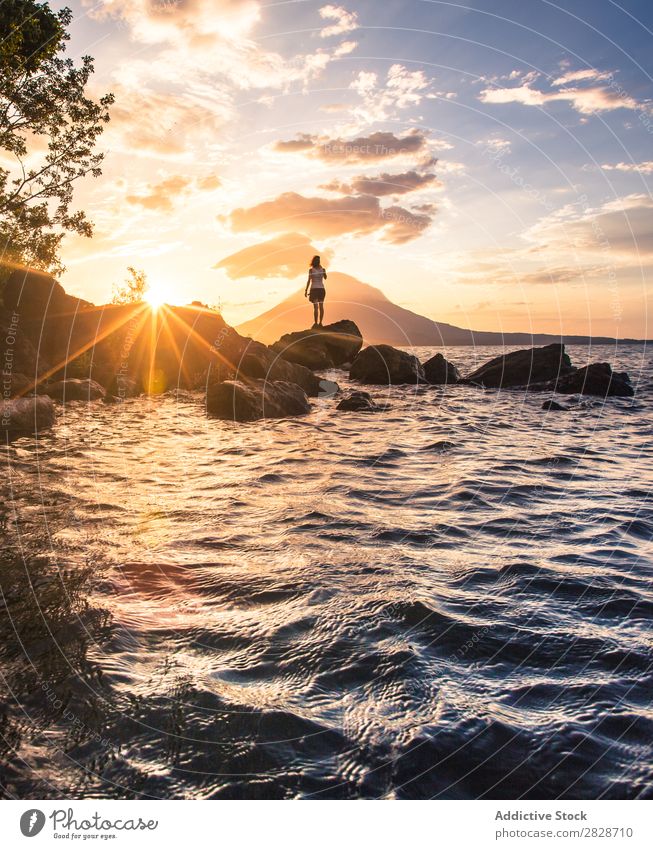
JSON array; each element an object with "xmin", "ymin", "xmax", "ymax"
[{"xmin": 305, "ymin": 272, "xmax": 311, "ymax": 296}]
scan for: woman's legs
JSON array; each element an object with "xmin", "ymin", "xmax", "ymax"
[
  {"xmin": 318, "ymin": 301, "xmax": 324, "ymax": 325},
  {"xmin": 313, "ymin": 301, "xmax": 319, "ymax": 326}
]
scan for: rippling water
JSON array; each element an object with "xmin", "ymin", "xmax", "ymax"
[{"xmin": 1, "ymin": 344, "xmax": 652, "ymax": 799}]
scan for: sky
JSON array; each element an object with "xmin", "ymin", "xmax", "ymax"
[{"xmin": 46, "ymin": 0, "xmax": 653, "ymax": 337}]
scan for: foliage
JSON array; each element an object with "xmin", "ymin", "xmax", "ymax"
[
  {"xmin": 0, "ymin": 1, "xmax": 114, "ymax": 276},
  {"xmin": 111, "ymin": 266, "xmax": 149, "ymax": 305}
]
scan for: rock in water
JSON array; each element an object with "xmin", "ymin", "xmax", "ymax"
[
  {"xmin": 423, "ymin": 352, "xmax": 460, "ymax": 385},
  {"xmin": 1, "ymin": 396, "xmax": 56, "ymax": 434},
  {"xmin": 271, "ymin": 320, "xmax": 363, "ymax": 369},
  {"xmin": 463, "ymin": 343, "xmax": 573, "ymax": 388},
  {"xmin": 318, "ymin": 379, "xmax": 339, "ymax": 398},
  {"xmin": 235, "ymin": 340, "xmax": 321, "ymax": 396},
  {"xmin": 529, "ymin": 363, "xmax": 634, "ymax": 397},
  {"xmin": 542, "ymin": 399, "xmax": 568, "ymax": 411},
  {"xmin": 349, "ymin": 345, "xmax": 424, "ymax": 385},
  {"xmin": 206, "ymin": 379, "xmax": 310, "ymax": 421},
  {"xmin": 44, "ymin": 378, "xmax": 106, "ymax": 402},
  {"xmin": 336, "ymin": 391, "xmax": 381, "ymax": 412}
]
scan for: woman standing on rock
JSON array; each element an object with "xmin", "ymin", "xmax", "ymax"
[{"xmin": 305, "ymin": 255, "xmax": 327, "ymax": 328}]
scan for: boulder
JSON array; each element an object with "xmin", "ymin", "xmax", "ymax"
[
  {"xmin": 44, "ymin": 378, "xmax": 106, "ymax": 402},
  {"xmin": 206, "ymin": 379, "xmax": 310, "ymax": 422},
  {"xmin": 318, "ymin": 378, "xmax": 339, "ymax": 398},
  {"xmin": 463, "ymin": 343, "xmax": 573, "ymax": 388},
  {"xmin": 0, "ymin": 310, "xmax": 47, "ymax": 378},
  {"xmin": 2, "ymin": 267, "xmax": 92, "ymax": 320},
  {"xmin": 350, "ymin": 344, "xmax": 424, "ymax": 385},
  {"xmin": 271, "ymin": 320, "xmax": 363, "ymax": 369},
  {"xmin": 1, "ymin": 395, "xmax": 56, "ymax": 434},
  {"xmin": 336, "ymin": 390, "xmax": 381, "ymax": 412},
  {"xmin": 423, "ymin": 352, "xmax": 460, "ymax": 385},
  {"xmin": 542, "ymin": 400, "xmax": 568, "ymax": 411},
  {"xmin": 235, "ymin": 340, "xmax": 321, "ymax": 396},
  {"xmin": 528, "ymin": 363, "xmax": 634, "ymax": 397},
  {"xmin": 1, "ymin": 372, "xmax": 32, "ymax": 398}
]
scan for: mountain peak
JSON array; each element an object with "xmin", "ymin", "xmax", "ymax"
[{"xmin": 235, "ymin": 273, "xmax": 633, "ymax": 347}]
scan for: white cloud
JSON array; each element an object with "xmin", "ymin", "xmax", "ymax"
[
  {"xmin": 319, "ymin": 5, "xmax": 359, "ymax": 38},
  {"xmin": 479, "ymin": 68, "xmax": 647, "ymax": 115},
  {"xmin": 349, "ymin": 64, "xmax": 431, "ymax": 124},
  {"xmin": 600, "ymin": 161, "xmax": 653, "ymax": 175}
]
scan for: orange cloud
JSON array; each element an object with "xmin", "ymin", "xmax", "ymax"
[
  {"xmin": 273, "ymin": 130, "xmax": 429, "ymax": 163},
  {"xmin": 215, "ymin": 233, "xmax": 334, "ymax": 279},
  {"xmin": 321, "ymin": 168, "xmax": 440, "ymax": 196},
  {"xmin": 126, "ymin": 173, "xmax": 221, "ymax": 211},
  {"xmin": 228, "ymin": 191, "xmax": 433, "ymax": 244}
]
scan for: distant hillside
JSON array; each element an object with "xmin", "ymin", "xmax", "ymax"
[{"xmin": 236, "ymin": 273, "xmax": 639, "ymax": 346}]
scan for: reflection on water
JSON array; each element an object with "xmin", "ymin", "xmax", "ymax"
[{"xmin": 1, "ymin": 345, "xmax": 652, "ymax": 799}]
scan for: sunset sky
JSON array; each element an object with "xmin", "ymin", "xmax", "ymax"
[{"xmin": 53, "ymin": 0, "xmax": 652, "ymax": 337}]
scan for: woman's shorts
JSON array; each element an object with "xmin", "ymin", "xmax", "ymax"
[{"xmin": 309, "ymin": 289, "xmax": 326, "ymax": 303}]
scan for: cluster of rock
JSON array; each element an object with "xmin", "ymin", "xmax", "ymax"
[
  {"xmin": 1, "ymin": 269, "xmax": 635, "ymax": 432},
  {"xmin": 344, "ymin": 341, "xmax": 634, "ymax": 399}
]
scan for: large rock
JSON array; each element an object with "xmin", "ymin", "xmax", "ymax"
[
  {"xmin": 463, "ymin": 343, "xmax": 573, "ymax": 388},
  {"xmin": 350, "ymin": 344, "xmax": 424, "ymax": 384},
  {"xmin": 1, "ymin": 396, "xmax": 56, "ymax": 434},
  {"xmin": 3, "ymin": 268, "xmax": 92, "ymax": 320},
  {"xmin": 0, "ymin": 311, "xmax": 47, "ymax": 379},
  {"xmin": 206, "ymin": 379, "xmax": 310, "ymax": 421},
  {"xmin": 235, "ymin": 339, "xmax": 321, "ymax": 396},
  {"xmin": 336, "ymin": 390, "xmax": 381, "ymax": 412},
  {"xmin": 528, "ymin": 363, "xmax": 634, "ymax": 397},
  {"xmin": 271, "ymin": 320, "xmax": 363, "ymax": 370},
  {"xmin": 2, "ymin": 372, "xmax": 32, "ymax": 398},
  {"xmin": 423, "ymin": 353, "xmax": 460, "ymax": 385},
  {"xmin": 44, "ymin": 378, "xmax": 106, "ymax": 402}
]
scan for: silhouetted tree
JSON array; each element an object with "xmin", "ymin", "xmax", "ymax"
[
  {"xmin": 112, "ymin": 266, "xmax": 148, "ymax": 304},
  {"xmin": 0, "ymin": 1, "xmax": 114, "ymax": 279}
]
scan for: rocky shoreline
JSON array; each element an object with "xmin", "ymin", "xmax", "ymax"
[{"xmin": 1, "ymin": 268, "xmax": 635, "ymax": 433}]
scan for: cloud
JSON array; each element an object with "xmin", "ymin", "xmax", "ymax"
[
  {"xmin": 105, "ymin": 86, "xmax": 232, "ymax": 156},
  {"xmin": 600, "ymin": 161, "xmax": 653, "ymax": 175},
  {"xmin": 479, "ymin": 68, "xmax": 646, "ymax": 115},
  {"xmin": 227, "ymin": 191, "xmax": 433, "ymax": 243},
  {"xmin": 454, "ymin": 257, "xmax": 611, "ymax": 287},
  {"xmin": 349, "ymin": 64, "xmax": 431, "ymax": 124},
  {"xmin": 90, "ymin": 0, "xmax": 359, "ymax": 159},
  {"xmin": 126, "ymin": 173, "xmax": 221, "ymax": 211},
  {"xmin": 526, "ymin": 194, "xmax": 653, "ymax": 257},
  {"xmin": 319, "ymin": 5, "xmax": 358, "ymax": 38},
  {"xmin": 89, "ymin": 0, "xmax": 261, "ymax": 46},
  {"xmin": 273, "ymin": 129, "xmax": 430, "ymax": 163},
  {"xmin": 321, "ymin": 168, "xmax": 440, "ymax": 196},
  {"xmin": 215, "ymin": 233, "xmax": 334, "ymax": 279},
  {"xmin": 551, "ymin": 68, "xmax": 612, "ymax": 86}
]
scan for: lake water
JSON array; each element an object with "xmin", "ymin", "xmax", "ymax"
[{"xmin": 1, "ymin": 344, "xmax": 652, "ymax": 799}]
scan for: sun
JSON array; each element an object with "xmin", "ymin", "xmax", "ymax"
[{"xmin": 144, "ymin": 282, "xmax": 171, "ymax": 310}]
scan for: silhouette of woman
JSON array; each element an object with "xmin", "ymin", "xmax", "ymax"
[{"xmin": 304, "ymin": 255, "xmax": 327, "ymax": 328}]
